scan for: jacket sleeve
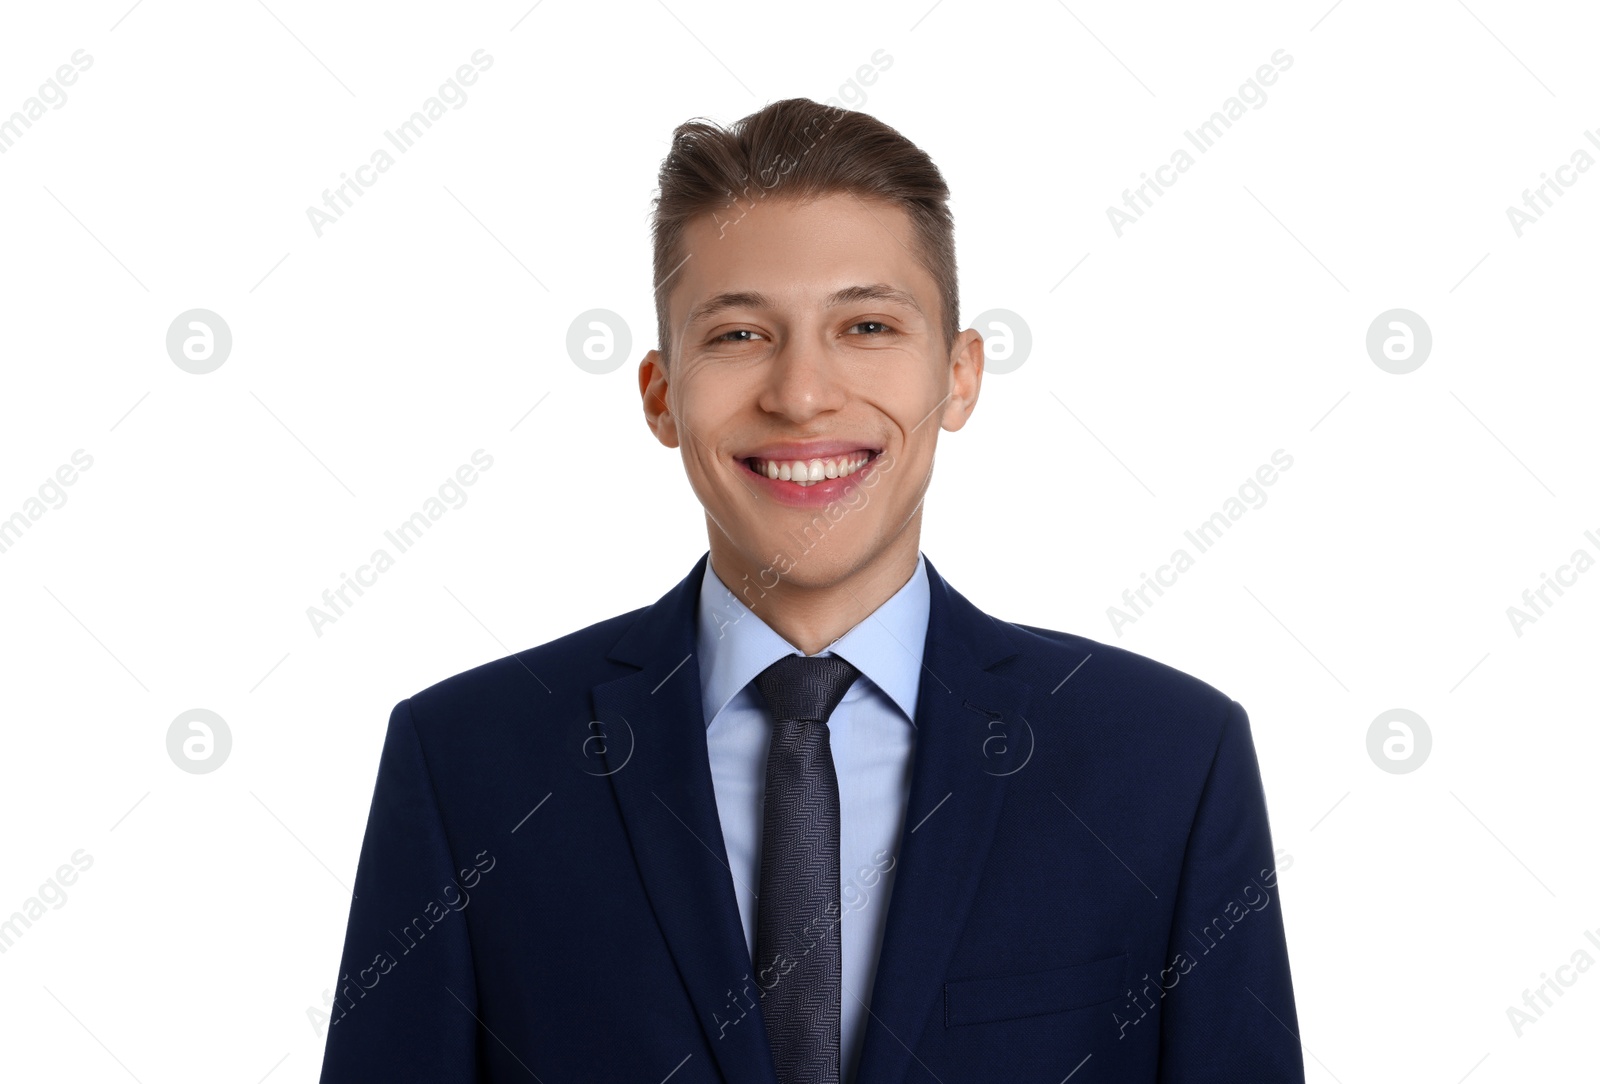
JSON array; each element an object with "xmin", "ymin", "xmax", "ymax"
[
  {"xmin": 1157, "ymin": 699, "xmax": 1305, "ymax": 1082},
  {"xmin": 319, "ymin": 698, "xmax": 482, "ymax": 1083}
]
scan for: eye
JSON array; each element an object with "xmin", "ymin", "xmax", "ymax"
[
  {"xmin": 848, "ymin": 320, "xmax": 896, "ymax": 335},
  {"xmin": 713, "ymin": 328, "xmax": 765, "ymax": 343}
]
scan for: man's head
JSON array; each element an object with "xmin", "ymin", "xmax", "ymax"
[
  {"xmin": 648, "ymin": 98, "xmax": 962, "ymax": 369},
  {"xmin": 638, "ymin": 97, "xmax": 983, "ymax": 597}
]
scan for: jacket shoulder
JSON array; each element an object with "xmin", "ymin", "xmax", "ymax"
[
  {"xmin": 403, "ymin": 604, "xmax": 646, "ymax": 723},
  {"xmin": 1001, "ymin": 618, "xmax": 1237, "ymax": 718}
]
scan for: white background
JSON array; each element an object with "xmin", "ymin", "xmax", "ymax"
[{"xmin": 2, "ymin": 0, "xmax": 1596, "ymax": 1080}]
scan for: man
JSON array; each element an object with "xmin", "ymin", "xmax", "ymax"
[{"xmin": 318, "ymin": 97, "xmax": 1305, "ymax": 1083}]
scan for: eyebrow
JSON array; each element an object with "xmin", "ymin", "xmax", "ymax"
[{"xmin": 684, "ymin": 283, "xmax": 924, "ymax": 330}]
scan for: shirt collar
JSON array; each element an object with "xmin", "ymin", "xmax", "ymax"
[{"xmin": 695, "ymin": 551, "xmax": 930, "ymax": 729}]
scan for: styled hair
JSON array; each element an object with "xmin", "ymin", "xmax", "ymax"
[{"xmin": 649, "ymin": 97, "xmax": 959, "ymax": 366}]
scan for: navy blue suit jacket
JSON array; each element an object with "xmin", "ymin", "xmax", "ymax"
[{"xmin": 319, "ymin": 551, "xmax": 1305, "ymax": 1082}]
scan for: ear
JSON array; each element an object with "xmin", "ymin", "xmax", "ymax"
[
  {"xmin": 940, "ymin": 328, "xmax": 985, "ymax": 433},
  {"xmin": 638, "ymin": 348, "xmax": 680, "ymax": 449}
]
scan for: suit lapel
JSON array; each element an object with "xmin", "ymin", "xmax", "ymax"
[
  {"xmin": 852, "ymin": 554, "xmax": 1032, "ymax": 1084},
  {"xmin": 593, "ymin": 551, "xmax": 1031, "ymax": 1084},
  {"xmin": 593, "ymin": 552, "xmax": 780, "ymax": 1084}
]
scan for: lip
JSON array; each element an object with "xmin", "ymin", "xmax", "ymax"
[{"xmin": 734, "ymin": 447, "xmax": 886, "ymax": 508}]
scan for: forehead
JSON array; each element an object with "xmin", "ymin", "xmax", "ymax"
[{"xmin": 666, "ymin": 192, "xmax": 932, "ymax": 332}]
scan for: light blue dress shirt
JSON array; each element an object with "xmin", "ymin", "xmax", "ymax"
[{"xmin": 696, "ymin": 551, "xmax": 929, "ymax": 1084}]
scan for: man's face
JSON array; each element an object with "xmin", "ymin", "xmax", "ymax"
[{"xmin": 639, "ymin": 191, "xmax": 983, "ymax": 592}]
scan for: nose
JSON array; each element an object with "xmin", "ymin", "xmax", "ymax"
[{"xmin": 756, "ymin": 335, "xmax": 848, "ymax": 423}]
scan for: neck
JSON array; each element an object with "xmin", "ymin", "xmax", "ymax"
[{"xmin": 706, "ymin": 520, "xmax": 922, "ymax": 656}]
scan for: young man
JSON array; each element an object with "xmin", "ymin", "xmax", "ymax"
[{"xmin": 318, "ymin": 98, "xmax": 1305, "ymax": 1083}]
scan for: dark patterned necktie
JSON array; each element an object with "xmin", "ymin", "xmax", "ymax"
[{"xmin": 751, "ymin": 652, "xmax": 862, "ymax": 1084}]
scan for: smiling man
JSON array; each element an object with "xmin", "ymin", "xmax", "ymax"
[{"xmin": 319, "ymin": 98, "xmax": 1305, "ymax": 1084}]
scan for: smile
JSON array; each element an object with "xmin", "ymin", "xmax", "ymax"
[{"xmin": 742, "ymin": 450, "xmax": 879, "ymax": 487}]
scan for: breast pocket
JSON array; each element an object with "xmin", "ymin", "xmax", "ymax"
[{"xmin": 943, "ymin": 951, "xmax": 1128, "ymax": 1028}]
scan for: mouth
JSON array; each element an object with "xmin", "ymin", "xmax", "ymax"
[{"xmin": 740, "ymin": 448, "xmax": 882, "ymax": 488}]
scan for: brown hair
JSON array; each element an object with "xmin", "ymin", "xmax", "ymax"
[{"xmin": 649, "ymin": 97, "xmax": 959, "ymax": 366}]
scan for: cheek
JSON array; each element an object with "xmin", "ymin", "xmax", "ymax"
[
  {"xmin": 678, "ymin": 374, "xmax": 753, "ymax": 432},
  {"xmin": 879, "ymin": 390, "xmax": 940, "ymax": 444},
  {"xmin": 869, "ymin": 352, "xmax": 944, "ymax": 400}
]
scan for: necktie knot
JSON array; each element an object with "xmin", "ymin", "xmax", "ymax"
[{"xmin": 754, "ymin": 652, "xmax": 862, "ymax": 725}]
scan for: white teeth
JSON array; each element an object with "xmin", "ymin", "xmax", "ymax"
[{"xmin": 749, "ymin": 451, "xmax": 873, "ymax": 487}]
